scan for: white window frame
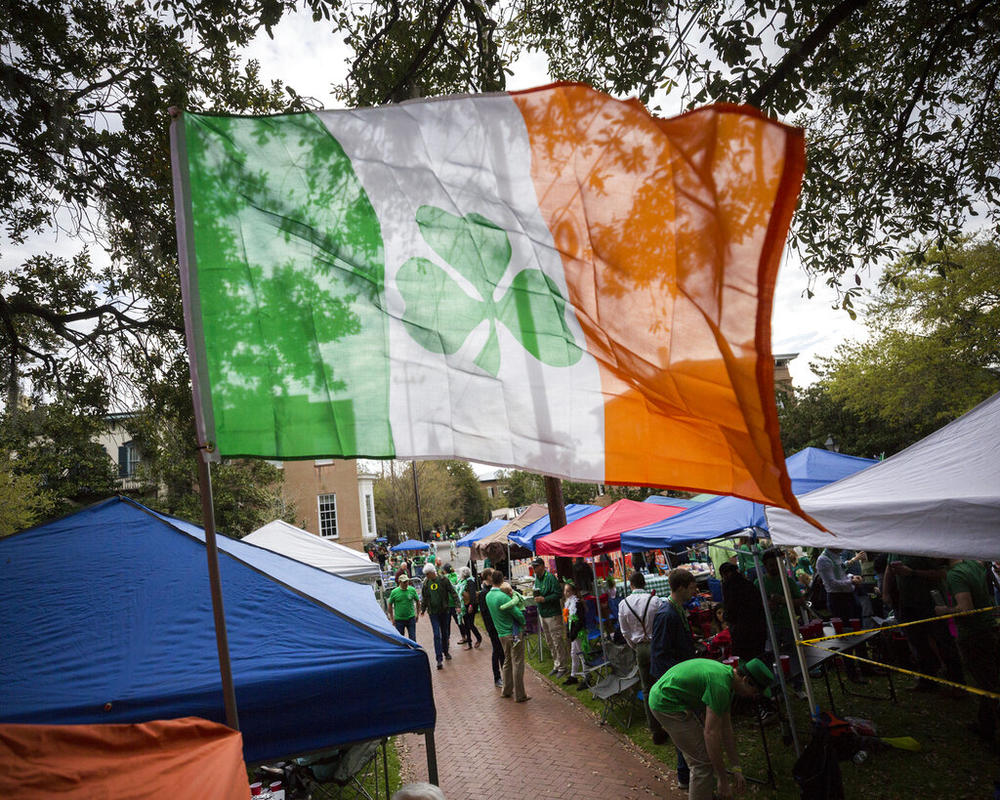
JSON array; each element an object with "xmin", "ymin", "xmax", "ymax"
[{"xmin": 317, "ymin": 493, "xmax": 338, "ymax": 539}]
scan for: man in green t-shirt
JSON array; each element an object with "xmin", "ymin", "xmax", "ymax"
[
  {"xmin": 649, "ymin": 657, "xmax": 774, "ymax": 800},
  {"xmin": 532, "ymin": 557, "xmax": 568, "ymax": 677},
  {"xmin": 388, "ymin": 574, "xmax": 420, "ymax": 641},
  {"xmin": 935, "ymin": 559, "xmax": 998, "ymax": 742},
  {"xmin": 487, "ymin": 570, "xmax": 529, "ymax": 701}
]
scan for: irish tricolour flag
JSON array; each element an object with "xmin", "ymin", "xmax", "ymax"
[{"xmin": 171, "ymin": 83, "xmax": 806, "ymax": 512}]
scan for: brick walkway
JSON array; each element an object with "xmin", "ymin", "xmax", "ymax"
[{"xmin": 397, "ymin": 613, "xmax": 686, "ymax": 800}]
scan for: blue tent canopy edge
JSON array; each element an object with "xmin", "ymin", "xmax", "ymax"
[
  {"xmin": 0, "ymin": 497, "xmax": 436, "ymax": 763},
  {"xmin": 621, "ymin": 448, "xmax": 878, "ymax": 552}
]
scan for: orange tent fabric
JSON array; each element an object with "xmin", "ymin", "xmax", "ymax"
[{"xmin": 0, "ymin": 717, "xmax": 249, "ymax": 799}]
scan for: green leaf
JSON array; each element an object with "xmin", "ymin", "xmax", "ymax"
[
  {"xmin": 414, "ymin": 205, "xmax": 511, "ymax": 303},
  {"xmin": 498, "ymin": 269, "xmax": 583, "ymax": 367},
  {"xmin": 398, "ymin": 205, "xmax": 582, "ymax": 377},
  {"xmin": 397, "ymin": 256, "xmax": 484, "ymax": 356}
]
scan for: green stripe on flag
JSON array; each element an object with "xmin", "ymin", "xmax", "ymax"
[{"xmin": 183, "ymin": 111, "xmax": 393, "ymax": 458}]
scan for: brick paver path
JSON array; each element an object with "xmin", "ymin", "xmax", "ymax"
[{"xmin": 398, "ymin": 613, "xmax": 686, "ymax": 799}]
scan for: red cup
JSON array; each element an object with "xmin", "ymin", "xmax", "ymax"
[
  {"xmin": 850, "ymin": 618, "xmax": 862, "ymax": 631},
  {"xmin": 831, "ymin": 617, "xmax": 844, "ymax": 634},
  {"xmin": 780, "ymin": 654, "xmax": 791, "ymax": 676}
]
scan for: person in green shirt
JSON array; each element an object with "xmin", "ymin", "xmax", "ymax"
[
  {"xmin": 531, "ymin": 556, "xmax": 569, "ymax": 677},
  {"xmin": 649, "ymin": 657, "xmax": 774, "ymax": 800},
  {"xmin": 420, "ymin": 563, "xmax": 459, "ymax": 669},
  {"xmin": 388, "ymin": 574, "xmax": 420, "ymax": 641},
  {"xmin": 486, "ymin": 569, "xmax": 529, "ymax": 702},
  {"xmin": 935, "ymin": 558, "xmax": 999, "ymax": 742}
]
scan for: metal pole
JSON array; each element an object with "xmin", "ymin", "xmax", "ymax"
[
  {"xmin": 778, "ymin": 549, "xmax": 820, "ymax": 716},
  {"xmin": 196, "ymin": 454, "xmax": 240, "ymax": 730},
  {"xmin": 750, "ymin": 540, "xmax": 800, "ymax": 756},
  {"xmin": 424, "ymin": 729, "xmax": 439, "ymax": 785},
  {"xmin": 591, "ymin": 559, "xmax": 608, "ymax": 663},
  {"xmin": 412, "ymin": 460, "xmax": 425, "ymax": 542}
]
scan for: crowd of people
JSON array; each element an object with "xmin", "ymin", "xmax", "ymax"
[{"xmin": 379, "ymin": 539, "xmax": 999, "ymax": 800}]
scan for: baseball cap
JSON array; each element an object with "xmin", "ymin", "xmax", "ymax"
[
  {"xmin": 397, "ymin": 573, "xmax": 410, "ymax": 582},
  {"xmin": 531, "ymin": 557, "xmax": 545, "ymax": 566},
  {"xmin": 742, "ymin": 658, "xmax": 775, "ymax": 697}
]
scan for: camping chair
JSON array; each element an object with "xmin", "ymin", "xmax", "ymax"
[
  {"xmin": 523, "ymin": 604, "xmax": 544, "ymax": 660},
  {"xmin": 294, "ymin": 738, "xmax": 389, "ymax": 800},
  {"xmin": 587, "ymin": 642, "xmax": 639, "ymax": 728}
]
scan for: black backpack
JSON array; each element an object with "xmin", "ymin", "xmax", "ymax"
[{"xmin": 809, "ymin": 571, "xmax": 827, "ymax": 613}]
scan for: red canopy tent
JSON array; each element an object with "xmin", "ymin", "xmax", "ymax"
[{"xmin": 534, "ymin": 498, "xmax": 686, "ymax": 557}]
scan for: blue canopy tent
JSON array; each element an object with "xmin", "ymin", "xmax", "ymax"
[
  {"xmin": 621, "ymin": 447, "xmax": 878, "ymax": 550},
  {"xmin": 622, "ymin": 495, "xmax": 767, "ymax": 550},
  {"xmin": 455, "ymin": 518, "xmax": 506, "ymax": 547},
  {"xmin": 0, "ymin": 497, "xmax": 435, "ymax": 764},
  {"xmin": 783, "ymin": 447, "xmax": 878, "ymax": 495},
  {"xmin": 391, "ymin": 538, "xmax": 431, "ymax": 552},
  {"xmin": 508, "ymin": 503, "xmax": 602, "ymax": 551},
  {"xmin": 642, "ymin": 496, "xmax": 705, "ymax": 508}
]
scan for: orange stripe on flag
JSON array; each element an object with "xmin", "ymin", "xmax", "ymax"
[{"xmin": 512, "ymin": 84, "xmax": 806, "ymax": 513}]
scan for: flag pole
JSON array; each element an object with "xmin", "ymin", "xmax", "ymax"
[
  {"xmin": 169, "ymin": 106, "xmax": 240, "ymax": 731},
  {"xmin": 197, "ymin": 453, "xmax": 240, "ymax": 730}
]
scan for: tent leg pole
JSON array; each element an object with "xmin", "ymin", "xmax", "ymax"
[
  {"xmin": 778, "ymin": 550, "xmax": 819, "ymax": 717},
  {"xmin": 196, "ymin": 454, "xmax": 240, "ymax": 731},
  {"xmin": 591, "ymin": 560, "xmax": 607, "ymax": 663},
  {"xmin": 751, "ymin": 541, "xmax": 800, "ymax": 757},
  {"xmin": 382, "ymin": 738, "xmax": 389, "ymax": 797},
  {"xmin": 424, "ymin": 729, "xmax": 438, "ymax": 785}
]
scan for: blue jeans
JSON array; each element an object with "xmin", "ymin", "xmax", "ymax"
[
  {"xmin": 394, "ymin": 617, "xmax": 417, "ymax": 641},
  {"xmin": 429, "ymin": 612, "xmax": 451, "ymax": 663}
]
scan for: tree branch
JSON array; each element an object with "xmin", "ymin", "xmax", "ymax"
[
  {"xmin": 381, "ymin": 0, "xmax": 460, "ymax": 104},
  {"xmin": 747, "ymin": 0, "xmax": 869, "ymax": 108}
]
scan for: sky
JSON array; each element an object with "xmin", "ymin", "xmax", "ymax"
[{"xmin": 241, "ymin": 12, "xmax": 872, "ymax": 389}]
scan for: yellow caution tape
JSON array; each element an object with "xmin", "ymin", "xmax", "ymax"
[
  {"xmin": 798, "ymin": 606, "xmax": 996, "ymax": 645},
  {"xmin": 800, "ymin": 642, "xmax": 1000, "ymax": 700},
  {"xmin": 796, "ymin": 606, "xmax": 1000, "ymax": 700}
]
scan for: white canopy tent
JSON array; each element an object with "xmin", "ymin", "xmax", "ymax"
[
  {"xmin": 768, "ymin": 391, "xmax": 1000, "ymax": 559},
  {"xmin": 244, "ymin": 520, "xmax": 381, "ymax": 583}
]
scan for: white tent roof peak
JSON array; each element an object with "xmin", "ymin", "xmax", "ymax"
[
  {"xmin": 768, "ymin": 391, "xmax": 1000, "ymax": 559},
  {"xmin": 244, "ymin": 520, "xmax": 381, "ymax": 582}
]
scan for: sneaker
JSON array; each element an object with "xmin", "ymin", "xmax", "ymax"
[
  {"xmin": 444, "ymin": 653, "xmax": 453, "ymax": 660},
  {"xmin": 548, "ymin": 667, "xmax": 560, "ymax": 676},
  {"xmin": 515, "ymin": 696, "xmax": 532, "ymax": 703},
  {"xmin": 677, "ymin": 780, "xmax": 689, "ymax": 791},
  {"xmin": 563, "ymin": 676, "xmax": 579, "ymax": 686},
  {"xmin": 495, "ymin": 679, "xmax": 504, "ymax": 688},
  {"xmin": 554, "ymin": 668, "xmax": 569, "ymax": 678},
  {"xmin": 437, "ymin": 662, "xmax": 443, "ymax": 670},
  {"xmin": 575, "ymin": 681, "xmax": 590, "ymax": 692}
]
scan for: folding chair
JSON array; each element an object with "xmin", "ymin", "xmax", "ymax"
[
  {"xmin": 523, "ymin": 604, "xmax": 544, "ymax": 660},
  {"xmin": 587, "ymin": 643, "xmax": 640, "ymax": 727}
]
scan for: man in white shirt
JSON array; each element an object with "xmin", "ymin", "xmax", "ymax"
[{"xmin": 618, "ymin": 571, "xmax": 667, "ymax": 744}]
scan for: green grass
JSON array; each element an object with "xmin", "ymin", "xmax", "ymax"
[{"xmin": 525, "ymin": 643, "xmax": 996, "ymax": 799}]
